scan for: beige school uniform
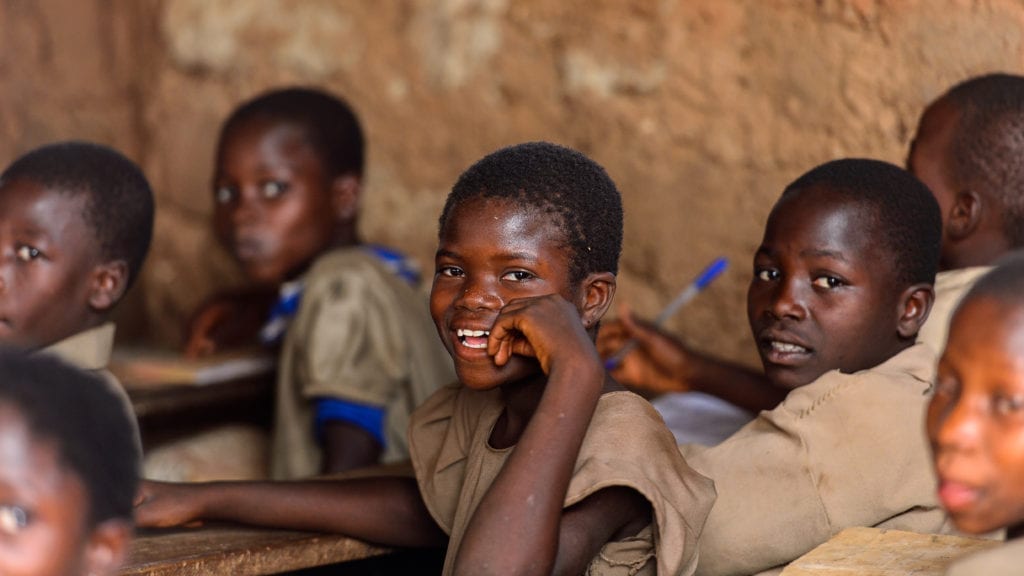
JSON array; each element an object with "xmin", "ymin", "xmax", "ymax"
[
  {"xmin": 917, "ymin": 266, "xmax": 991, "ymax": 355},
  {"xmin": 42, "ymin": 322, "xmax": 143, "ymax": 451},
  {"xmin": 410, "ymin": 383, "xmax": 716, "ymax": 576},
  {"xmin": 945, "ymin": 537, "xmax": 1024, "ymax": 575},
  {"xmin": 271, "ymin": 247, "xmax": 454, "ymax": 479},
  {"xmin": 679, "ymin": 344, "xmax": 950, "ymax": 576}
]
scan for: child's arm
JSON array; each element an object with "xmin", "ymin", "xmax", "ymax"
[
  {"xmin": 598, "ymin": 308, "xmax": 786, "ymax": 412},
  {"xmin": 453, "ymin": 293, "xmax": 651, "ymax": 576},
  {"xmin": 320, "ymin": 422, "xmax": 383, "ymax": 473},
  {"xmin": 134, "ymin": 476, "xmax": 447, "ymax": 548}
]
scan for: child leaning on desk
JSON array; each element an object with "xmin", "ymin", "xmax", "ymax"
[
  {"xmin": 606, "ymin": 159, "xmax": 953, "ymax": 575},
  {"xmin": 183, "ymin": 87, "xmax": 453, "ymax": 478},
  {"xmin": 0, "ymin": 349, "xmax": 141, "ymax": 576},
  {"xmin": 927, "ymin": 253, "xmax": 1024, "ymax": 575},
  {"xmin": 136, "ymin": 141, "xmax": 716, "ymax": 576}
]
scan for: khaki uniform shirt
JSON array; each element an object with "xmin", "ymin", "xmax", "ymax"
[
  {"xmin": 410, "ymin": 383, "xmax": 716, "ymax": 576},
  {"xmin": 680, "ymin": 344, "xmax": 950, "ymax": 576},
  {"xmin": 945, "ymin": 537, "xmax": 1024, "ymax": 575},
  {"xmin": 41, "ymin": 322, "xmax": 142, "ymax": 452},
  {"xmin": 271, "ymin": 247, "xmax": 454, "ymax": 479},
  {"xmin": 917, "ymin": 266, "xmax": 991, "ymax": 355}
]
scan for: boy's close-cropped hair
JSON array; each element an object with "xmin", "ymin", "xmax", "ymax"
[
  {"xmin": 0, "ymin": 141, "xmax": 155, "ymax": 291},
  {"xmin": 218, "ymin": 87, "xmax": 365, "ymax": 178},
  {"xmin": 783, "ymin": 158, "xmax": 942, "ymax": 287},
  {"xmin": 438, "ymin": 141, "xmax": 624, "ymax": 286},
  {"xmin": 0, "ymin": 349, "xmax": 140, "ymax": 526},
  {"xmin": 944, "ymin": 73, "xmax": 1024, "ymax": 247}
]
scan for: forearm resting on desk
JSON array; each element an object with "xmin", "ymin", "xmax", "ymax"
[{"xmin": 134, "ymin": 476, "xmax": 447, "ymax": 548}]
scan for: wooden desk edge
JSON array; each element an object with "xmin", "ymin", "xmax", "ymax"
[{"xmin": 122, "ymin": 526, "xmax": 392, "ymax": 576}]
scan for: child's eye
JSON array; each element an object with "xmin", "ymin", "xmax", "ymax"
[
  {"xmin": 812, "ymin": 275, "xmax": 845, "ymax": 289},
  {"xmin": 993, "ymin": 393, "xmax": 1024, "ymax": 417},
  {"xmin": 260, "ymin": 181, "xmax": 289, "ymax": 199},
  {"xmin": 0, "ymin": 505, "xmax": 30, "ymax": 535},
  {"xmin": 437, "ymin": 265, "xmax": 464, "ymax": 278},
  {"xmin": 15, "ymin": 245, "xmax": 41, "ymax": 262},
  {"xmin": 755, "ymin": 268, "xmax": 778, "ymax": 282},
  {"xmin": 214, "ymin": 186, "xmax": 237, "ymax": 205},
  {"xmin": 501, "ymin": 270, "xmax": 535, "ymax": 282}
]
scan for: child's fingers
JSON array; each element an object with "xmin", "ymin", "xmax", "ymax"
[{"xmin": 596, "ymin": 321, "xmax": 629, "ymax": 357}]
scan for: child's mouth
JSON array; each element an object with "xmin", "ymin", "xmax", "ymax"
[
  {"xmin": 761, "ymin": 338, "xmax": 812, "ymax": 365},
  {"xmin": 769, "ymin": 341, "xmax": 808, "ymax": 354},
  {"xmin": 456, "ymin": 328, "xmax": 490, "ymax": 349}
]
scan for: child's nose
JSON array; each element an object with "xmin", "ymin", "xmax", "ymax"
[
  {"xmin": 935, "ymin": 395, "xmax": 983, "ymax": 455},
  {"xmin": 455, "ymin": 280, "xmax": 501, "ymax": 311},
  {"xmin": 231, "ymin": 194, "xmax": 260, "ymax": 225},
  {"xmin": 768, "ymin": 279, "xmax": 808, "ymax": 320}
]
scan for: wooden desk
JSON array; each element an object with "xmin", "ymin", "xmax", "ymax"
[
  {"xmin": 122, "ymin": 525, "xmax": 390, "ymax": 576},
  {"xmin": 113, "ymin": 350, "xmax": 276, "ymax": 449},
  {"xmin": 781, "ymin": 527, "xmax": 1000, "ymax": 575}
]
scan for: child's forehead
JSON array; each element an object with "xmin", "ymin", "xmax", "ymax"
[
  {"xmin": 768, "ymin": 188, "xmax": 878, "ymax": 241},
  {"xmin": 956, "ymin": 294, "xmax": 1024, "ymax": 347},
  {"xmin": 0, "ymin": 179, "xmax": 90, "ymax": 218},
  {"xmin": 222, "ymin": 118, "xmax": 316, "ymax": 156},
  {"xmin": 441, "ymin": 196, "xmax": 570, "ymax": 250},
  {"xmin": 448, "ymin": 195, "xmax": 560, "ymax": 227}
]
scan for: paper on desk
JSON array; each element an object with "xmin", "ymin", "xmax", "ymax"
[{"xmin": 109, "ymin": 347, "xmax": 276, "ymax": 388}]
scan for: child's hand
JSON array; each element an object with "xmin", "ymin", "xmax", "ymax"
[
  {"xmin": 133, "ymin": 480, "xmax": 206, "ymax": 528},
  {"xmin": 183, "ymin": 299, "xmax": 238, "ymax": 357},
  {"xmin": 596, "ymin": 306, "xmax": 692, "ymax": 394},
  {"xmin": 488, "ymin": 294, "xmax": 599, "ymax": 376},
  {"xmin": 182, "ymin": 290, "xmax": 276, "ymax": 358}
]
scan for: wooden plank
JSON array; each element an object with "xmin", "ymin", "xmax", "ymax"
[
  {"xmin": 122, "ymin": 525, "xmax": 391, "ymax": 576},
  {"xmin": 782, "ymin": 527, "xmax": 999, "ymax": 576}
]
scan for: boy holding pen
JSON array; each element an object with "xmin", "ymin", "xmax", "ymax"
[
  {"xmin": 601, "ymin": 73, "xmax": 1024, "ymax": 443},
  {"xmin": 615, "ymin": 159, "xmax": 951, "ymax": 575}
]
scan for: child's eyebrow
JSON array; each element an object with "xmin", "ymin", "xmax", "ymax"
[
  {"xmin": 434, "ymin": 248, "xmax": 458, "ymax": 261},
  {"xmin": 799, "ymin": 248, "xmax": 850, "ymax": 263},
  {"xmin": 496, "ymin": 251, "xmax": 541, "ymax": 264}
]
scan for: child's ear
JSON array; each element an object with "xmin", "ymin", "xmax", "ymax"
[
  {"xmin": 945, "ymin": 190, "xmax": 982, "ymax": 241},
  {"xmin": 329, "ymin": 174, "xmax": 361, "ymax": 222},
  {"xmin": 83, "ymin": 519, "xmax": 132, "ymax": 576},
  {"xmin": 896, "ymin": 282, "xmax": 935, "ymax": 340},
  {"xmin": 577, "ymin": 272, "xmax": 617, "ymax": 330},
  {"xmin": 88, "ymin": 260, "xmax": 129, "ymax": 312}
]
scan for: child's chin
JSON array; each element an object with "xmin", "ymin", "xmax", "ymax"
[{"xmin": 456, "ymin": 358, "xmax": 541, "ymax": 390}]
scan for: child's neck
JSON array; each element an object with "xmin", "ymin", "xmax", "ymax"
[{"xmin": 331, "ymin": 226, "xmax": 360, "ymax": 249}]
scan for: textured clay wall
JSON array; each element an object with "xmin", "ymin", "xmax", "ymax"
[{"xmin": 3, "ymin": 0, "xmax": 1024, "ymax": 367}]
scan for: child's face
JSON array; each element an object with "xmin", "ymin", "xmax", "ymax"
[
  {"xmin": 747, "ymin": 188, "xmax": 906, "ymax": 390},
  {"xmin": 213, "ymin": 119, "xmax": 342, "ymax": 285},
  {"xmin": 0, "ymin": 403, "xmax": 93, "ymax": 576},
  {"xmin": 927, "ymin": 295, "xmax": 1024, "ymax": 535},
  {"xmin": 906, "ymin": 98, "xmax": 960, "ymax": 268},
  {"xmin": 0, "ymin": 180, "xmax": 102, "ymax": 349},
  {"xmin": 431, "ymin": 197, "xmax": 578, "ymax": 390}
]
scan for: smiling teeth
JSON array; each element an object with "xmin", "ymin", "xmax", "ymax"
[
  {"xmin": 457, "ymin": 328, "xmax": 490, "ymax": 349},
  {"xmin": 771, "ymin": 341, "xmax": 808, "ymax": 353}
]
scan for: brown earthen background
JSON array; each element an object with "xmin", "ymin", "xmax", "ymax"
[{"xmin": 2, "ymin": 0, "xmax": 1023, "ymax": 368}]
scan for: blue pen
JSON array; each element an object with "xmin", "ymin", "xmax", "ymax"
[{"xmin": 603, "ymin": 257, "xmax": 729, "ymax": 371}]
